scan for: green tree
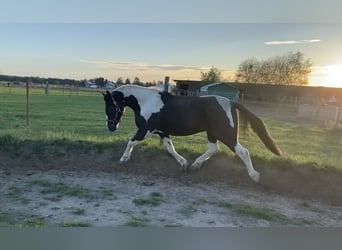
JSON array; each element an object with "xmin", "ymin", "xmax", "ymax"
[
  {"xmin": 95, "ymin": 77, "xmax": 106, "ymax": 87},
  {"xmin": 116, "ymin": 77, "xmax": 124, "ymax": 85},
  {"xmin": 125, "ymin": 78, "xmax": 131, "ymax": 85},
  {"xmin": 133, "ymin": 77, "xmax": 140, "ymax": 85},
  {"xmin": 201, "ymin": 66, "xmax": 222, "ymax": 83}
]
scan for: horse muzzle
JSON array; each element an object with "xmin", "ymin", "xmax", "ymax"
[
  {"xmin": 107, "ymin": 121, "xmax": 119, "ymax": 132},
  {"xmin": 107, "ymin": 124, "xmax": 118, "ymax": 132}
]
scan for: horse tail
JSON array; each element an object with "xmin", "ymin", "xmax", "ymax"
[{"xmin": 233, "ymin": 103, "xmax": 284, "ymax": 157}]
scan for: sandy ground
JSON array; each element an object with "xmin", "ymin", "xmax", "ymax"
[
  {"xmin": 1, "ymin": 166, "xmax": 341, "ymax": 227},
  {"xmin": 1, "ymin": 143, "xmax": 342, "ymax": 227}
]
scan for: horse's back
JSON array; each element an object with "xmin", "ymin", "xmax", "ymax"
[{"xmin": 154, "ymin": 94, "xmax": 231, "ymax": 136}]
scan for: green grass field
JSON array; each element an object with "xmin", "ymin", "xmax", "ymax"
[{"xmin": 0, "ymin": 86, "xmax": 341, "ymax": 170}]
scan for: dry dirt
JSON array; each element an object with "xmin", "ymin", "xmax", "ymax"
[{"xmin": 0, "ymin": 148, "xmax": 341, "ymax": 227}]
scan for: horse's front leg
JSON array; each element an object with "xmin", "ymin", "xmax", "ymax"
[
  {"xmin": 120, "ymin": 140, "xmax": 140, "ymax": 162},
  {"xmin": 120, "ymin": 128, "xmax": 147, "ymax": 162}
]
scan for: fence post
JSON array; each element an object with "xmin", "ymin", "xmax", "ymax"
[
  {"xmin": 26, "ymin": 78, "xmax": 30, "ymax": 133},
  {"xmin": 45, "ymin": 81, "xmax": 49, "ymax": 96},
  {"xmin": 315, "ymin": 105, "xmax": 319, "ymax": 122},
  {"xmin": 8, "ymin": 82, "xmax": 11, "ymax": 94},
  {"xmin": 336, "ymin": 107, "xmax": 342, "ymax": 126},
  {"xmin": 164, "ymin": 76, "xmax": 170, "ymax": 92}
]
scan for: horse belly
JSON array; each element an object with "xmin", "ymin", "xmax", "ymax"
[{"xmin": 158, "ymin": 115, "xmax": 206, "ymax": 136}]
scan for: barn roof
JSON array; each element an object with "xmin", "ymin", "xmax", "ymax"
[
  {"xmin": 200, "ymin": 82, "xmax": 221, "ymax": 91},
  {"xmin": 200, "ymin": 82, "xmax": 239, "ymax": 102}
]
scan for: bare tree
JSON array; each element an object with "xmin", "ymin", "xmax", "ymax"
[
  {"xmin": 235, "ymin": 58, "xmax": 260, "ymax": 83},
  {"xmin": 236, "ymin": 51, "xmax": 312, "ymax": 85}
]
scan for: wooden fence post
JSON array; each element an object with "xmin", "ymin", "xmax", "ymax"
[
  {"xmin": 26, "ymin": 78, "xmax": 30, "ymax": 133},
  {"xmin": 8, "ymin": 82, "xmax": 11, "ymax": 94},
  {"xmin": 336, "ymin": 107, "xmax": 342, "ymax": 126},
  {"xmin": 164, "ymin": 76, "xmax": 170, "ymax": 92}
]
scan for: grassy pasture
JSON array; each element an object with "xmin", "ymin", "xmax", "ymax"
[{"xmin": 0, "ymin": 86, "xmax": 341, "ymax": 170}]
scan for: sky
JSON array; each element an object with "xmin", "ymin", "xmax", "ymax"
[{"xmin": 1, "ymin": 1, "xmax": 342, "ymax": 87}]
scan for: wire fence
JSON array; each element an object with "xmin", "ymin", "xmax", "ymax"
[
  {"xmin": 174, "ymin": 88, "xmax": 342, "ymax": 126},
  {"xmin": 2, "ymin": 84, "xmax": 341, "ymax": 128}
]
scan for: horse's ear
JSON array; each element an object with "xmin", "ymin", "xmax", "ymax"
[{"xmin": 106, "ymin": 90, "xmax": 111, "ymax": 95}]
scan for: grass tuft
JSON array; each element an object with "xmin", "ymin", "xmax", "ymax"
[
  {"xmin": 31, "ymin": 179, "xmax": 93, "ymax": 200},
  {"xmin": 72, "ymin": 208, "xmax": 86, "ymax": 215},
  {"xmin": 7, "ymin": 187, "xmax": 22, "ymax": 199},
  {"xmin": 21, "ymin": 215, "xmax": 46, "ymax": 227},
  {"xmin": 60, "ymin": 220, "xmax": 91, "ymax": 227},
  {"xmin": 133, "ymin": 192, "xmax": 163, "ymax": 206},
  {"xmin": 220, "ymin": 202, "xmax": 306, "ymax": 225},
  {"xmin": 125, "ymin": 216, "xmax": 148, "ymax": 227}
]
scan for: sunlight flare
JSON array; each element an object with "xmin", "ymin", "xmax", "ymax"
[
  {"xmin": 310, "ymin": 64, "xmax": 342, "ymax": 87},
  {"xmin": 323, "ymin": 64, "xmax": 342, "ymax": 88}
]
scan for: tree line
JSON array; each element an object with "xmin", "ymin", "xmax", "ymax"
[
  {"xmin": 0, "ymin": 75, "xmax": 81, "ymax": 86},
  {"xmin": 0, "ymin": 75, "xmax": 160, "ymax": 88},
  {"xmin": 2, "ymin": 50, "xmax": 312, "ymax": 87},
  {"xmin": 202, "ymin": 51, "xmax": 312, "ymax": 85},
  {"xmin": 94, "ymin": 77, "xmax": 160, "ymax": 87}
]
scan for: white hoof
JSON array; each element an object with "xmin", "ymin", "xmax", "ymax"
[
  {"xmin": 189, "ymin": 160, "xmax": 203, "ymax": 170},
  {"xmin": 120, "ymin": 155, "xmax": 130, "ymax": 162},
  {"xmin": 249, "ymin": 171, "xmax": 260, "ymax": 183},
  {"xmin": 179, "ymin": 159, "xmax": 188, "ymax": 171}
]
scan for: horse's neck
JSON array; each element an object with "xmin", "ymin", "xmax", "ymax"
[
  {"xmin": 118, "ymin": 85, "xmax": 156, "ymax": 108},
  {"xmin": 118, "ymin": 85, "xmax": 164, "ymax": 119}
]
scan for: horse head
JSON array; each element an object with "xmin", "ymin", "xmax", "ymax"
[{"xmin": 103, "ymin": 90, "xmax": 125, "ymax": 132}]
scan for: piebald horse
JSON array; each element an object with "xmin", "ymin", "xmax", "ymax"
[{"xmin": 103, "ymin": 85, "xmax": 283, "ymax": 182}]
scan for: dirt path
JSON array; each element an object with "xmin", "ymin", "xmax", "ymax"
[
  {"xmin": 1, "ymin": 149, "xmax": 341, "ymax": 227},
  {"xmin": 0, "ymin": 168, "xmax": 341, "ymax": 227}
]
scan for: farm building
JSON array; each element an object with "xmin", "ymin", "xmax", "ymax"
[
  {"xmin": 200, "ymin": 82, "xmax": 239, "ymax": 102},
  {"xmin": 174, "ymin": 80, "xmax": 202, "ymax": 96},
  {"xmin": 174, "ymin": 80, "xmax": 239, "ymax": 101}
]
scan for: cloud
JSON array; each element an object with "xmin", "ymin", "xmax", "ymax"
[
  {"xmin": 264, "ymin": 39, "xmax": 321, "ymax": 45},
  {"xmin": 80, "ymin": 59, "xmax": 236, "ymax": 81},
  {"xmin": 81, "ymin": 60, "xmax": 208, "ymax": 72}
]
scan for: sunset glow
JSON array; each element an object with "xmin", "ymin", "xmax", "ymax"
[
  {"xmin": 1, "ymin": 23, "xmax": 342, "ymax": 85},
  {"xmin": 322, "ymin": 64, "xmax": 342, "ymax": 88}
]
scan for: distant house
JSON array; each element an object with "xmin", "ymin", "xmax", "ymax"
[
  {"xmin": 105, "ymin": 82, "xmax": 116, "ymax": 89},
  {"xmin": 84, "ymin": 80, "xmax": 94, "ymax": 88},
  {"xmin": 89, "ymin": 84, "xmax": 99, "ymax": 89}
]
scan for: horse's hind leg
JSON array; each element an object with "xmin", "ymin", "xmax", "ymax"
[
  {"xmin": 217, "ymin": 106, "xmax": 260, "ymax": 183},
  {"xmin": 234, "ymin": 143, "xmax": 260, "ymax": 183},
  {"xmin": 162, "ymin": 136, "xmax": 188, "ymax": 170},
  {"xmin": 190, "ymin": 141, "xmax": 219, "ymax": 170}
]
